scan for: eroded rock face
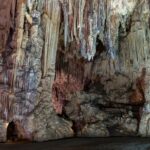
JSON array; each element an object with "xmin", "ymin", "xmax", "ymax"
[
  {"xmin": 0, "ymin": 0, "xmax": 73, "ymax": 142},
  {"xmin": 53, "ymin": 0, "xmax": 150, "ymax": 138},
  {"xmin": 0, "ymin": 0, "xmax": 149, "ymax": 142}
]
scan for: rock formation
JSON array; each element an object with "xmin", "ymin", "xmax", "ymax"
[{"xmin": 0, "ymin": 0, "xmax": 150, "ymax": 142}]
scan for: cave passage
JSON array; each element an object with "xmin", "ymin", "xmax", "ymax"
[{"xmin": 7, "ymin": 121, "xmax": 18, "ymax": 142}]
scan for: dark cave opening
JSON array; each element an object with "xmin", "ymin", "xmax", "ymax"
[{"xmin": 7, "ymin": 121, "xmax": 18, "ymax": 142}]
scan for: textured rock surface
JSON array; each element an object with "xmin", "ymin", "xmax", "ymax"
[{"xmin": 0, "ymin": 0, "xmax": 149, "ymax": 142}]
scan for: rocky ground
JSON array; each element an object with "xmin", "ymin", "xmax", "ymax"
[{"xmin": 1, "ymin": 137, "xmax": 150, "ymax": 150}]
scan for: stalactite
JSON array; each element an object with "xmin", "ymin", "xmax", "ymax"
[
  {"xmin": 62, "ymin": 0, "xmax": 69, "ymax": 47},
  {"xmin": 12, "ymin": 1, "xmax": 26, "ymax": 94},
  {"xmin": 0, "ymin": 89, "xmax": 14, "ymax": 121},
  {"xmin": 16, "ymin": 1, "xmax": 26, "ymax": 65},
  {"xmin": 58, "ymin": 0, "xmax": 139, "ymax": 65},
  {"xmin": 42, "ymin": 0, "xmax": 61, "ymax": 76},
  {"xmin": 60, "ymin": 0, "xmax": 108, "ymax": 61}
]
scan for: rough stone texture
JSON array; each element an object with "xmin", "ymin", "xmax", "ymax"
[
  {"xmin": 53, "ymin": 0, "xmax": 149, "ymax": 138},
  {"xmin": 0, "ymin": 0, "xmax": 73, "ymax": 142},
  {"xmin": 0, "ymin": 0, "xmax": 150, "ymax": 142},
  {"xmin": 0, "ymin": 120, "xmax": 7, "ymax": 142}
]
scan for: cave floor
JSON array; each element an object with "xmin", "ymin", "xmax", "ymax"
[{"xmin": 0, "ymin": 137, "xmax": 150, "ymax": 150}]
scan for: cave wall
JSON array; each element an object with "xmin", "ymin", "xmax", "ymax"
[{"xmin": 0, "ymin": 0, "xmax": 150, "ymax": 142}]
